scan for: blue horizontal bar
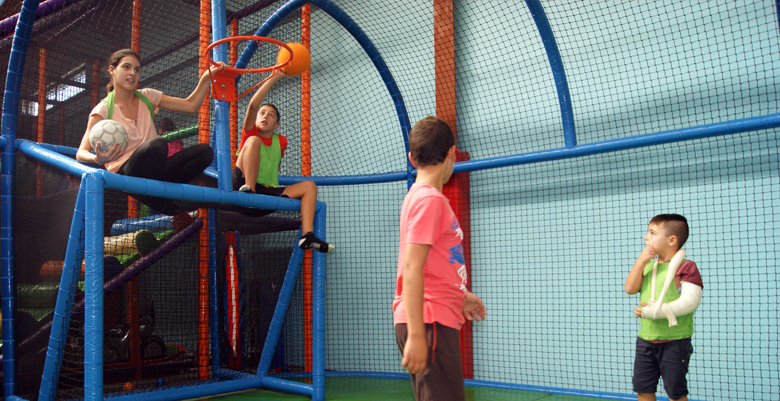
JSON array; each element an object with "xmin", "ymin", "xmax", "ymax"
[
  {"xmin": 102, "ymin": 376, "xmax": 263, "ymax": 401},
  {"xmin": 17, "ymin": 139, "xmax": 93, "ymax": 177},
  {"xmin": 453, "ymin": 112, "xmax": 780, "ymax": 174},
  {"xmin": 261, "ymin": 377, "xmax": 314, "ymax": 396},
  {"xmin": 33, "ymin": 142, "xmax": 76, "ymax": 156},
  {"xmin": 463, "ymin": 378, "xmax": 635, "ymax": 400},
  {"xmin": 15, "ymin": 112, "xmax": 780, "ymax": 187},
  {"xmin": 16, "ymin": 140, "xmax": 315, "ymax": 212},
  {"xmin": 278, "ymin": 170, "xmax": 408, "ymax": 186}
]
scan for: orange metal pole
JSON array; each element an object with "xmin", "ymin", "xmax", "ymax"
[
  {"xmin": 300, "ymin": 4, "xmax": 314, "ymax": 373},
  {"xmin": 36, "ymin": 48, "xmax": 46, "ymax": 198},
  {"xmin": 434, "ymin": 0, "xmax": 475, "ymax": 380},
  {"xmin": 434, "ymin": 0, "xmax": 456, "ymax": 133},
  {"xmin": 127, "ymin": 0, "xmax": 143, "ymax": 380},
  {"xmin": 230, "ymin": 19, "xmax": 239, "ymax": 165},
  {"xmin": 91, "ymin": 59, "xmax": 100, "ymax": 107},
  {"xmin": 132, "ymin": 1, "xmax": 141, "ymax": 50},
  {"xmin": 58, "ymin": 107, "xmax": 64, "ymax": 146},
  {"xmin": 197, "ymin": 0, "xmax": 212, "ymax": 380}
]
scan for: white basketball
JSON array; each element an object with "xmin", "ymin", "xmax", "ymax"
[{"xmin": 89, "ymin": 119, "xmax": 128, "ymax": 153}]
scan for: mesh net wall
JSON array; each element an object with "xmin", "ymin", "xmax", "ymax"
[{"xmin": 1, "ymin": 1, "xmax": 779, "ymax": 400}]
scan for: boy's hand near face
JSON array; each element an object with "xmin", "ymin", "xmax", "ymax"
[
  {"xmin": 625, "ymin": 246, "xmax": 657, "ymax": 295},
  {"xmin": 638, "ymin": 245, "xmax": 657, "ymax": 263}
]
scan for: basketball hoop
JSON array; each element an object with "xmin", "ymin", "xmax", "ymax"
[{"xmin": 205, "ymin": 36, "xmax": 292, "ymax": 102}]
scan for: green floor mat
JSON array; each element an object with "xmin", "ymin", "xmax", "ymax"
[{"xmin": 199, "ymin": 377, "xmax": 622, "ymax": 401}]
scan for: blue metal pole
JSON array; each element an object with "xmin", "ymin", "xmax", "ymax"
[
  {"xmin": 209, "ymin": 207, "xmax": 220, "ymax": 372},
  {"xmin": 38, "ymin": 181, "xmax": 87, "ymax": 401},
  {"xmin": 102, "ymin": 376, "xmax": 264, "ymax": 401},
  {"xmin": 311, "ymin": 201, "xmax": 326, "ymax": 401},
  {"xmin": 526, "ymin": 0, "xmax": 576, "ymax": 148},
  {"xmin": 1, "ymin": 0, "xmax": 41, "ymax": 398},
  {"xmin": 210, "ymin": 0, "xmax": 229, "ymax": 376},
  {"xmin": 452, "ymin": 112, "xmax": 780, "ymax": 174},
  {"xmin": 18, "ymin": 139, "xmax": 304, "ymax": 211},
  {"xmin": 211, "ymin": 0, "xmax": 232, "ymax": 191},
  {"xmin": 18, "ymin": 108, "xmax": 780, "ymax": 188},
  {"xmin": 83, "ymin": 172, "xmax": 105, "ymax": 401},
  {"xmin": 256, "ymin": 240, "xmax": 306, "ymax": 376}
]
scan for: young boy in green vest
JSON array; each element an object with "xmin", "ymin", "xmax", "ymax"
[
  {"xmin": 624, "ymin": 214, "xmax": 703, "ymax": 401},
  {"xmin": 233, "ymin": 71, "xmax": 333, "ymax": 253}
]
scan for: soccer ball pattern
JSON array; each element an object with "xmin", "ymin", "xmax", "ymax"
[{"xmin": 89, "ymin": 119, "xmax": 128, "ymax": 153}]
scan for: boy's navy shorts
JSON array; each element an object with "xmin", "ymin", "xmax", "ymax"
[{"xmin": 633, "ymin": 337, "xmax": 693, "ymax": 399}]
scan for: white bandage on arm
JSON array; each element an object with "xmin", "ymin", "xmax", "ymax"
[
  {"xmin": 657, "ymin": 281, "xmax": 702, "ymax": 327},
  {"xmin": 641, "ymin": 249, "xmax": 685, "ymax": 321}
]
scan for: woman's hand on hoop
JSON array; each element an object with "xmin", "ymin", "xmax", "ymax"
[{"xmin": 208, "ymin": 61, "xmax": 228, "ymax": 75}]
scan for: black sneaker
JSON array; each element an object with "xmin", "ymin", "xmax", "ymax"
[
  {"xmin": 298, "ymin": 232, "xmax": 335, "ymax": 253},
  {"xmin": 239, "ymin": 184, "xmax": 255, "ymax": 194}
]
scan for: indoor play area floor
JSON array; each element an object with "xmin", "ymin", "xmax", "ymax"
[{"xmin": 198, "ymin": 376, "xmax": 620, "ymax": 400}]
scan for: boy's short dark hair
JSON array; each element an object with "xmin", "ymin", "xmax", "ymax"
[
  {"xmin": 650, "ymin": 214, "xmax": 689, "ymax": 248},
  {"xmin": 260, "ymin": 103, "xmax": 280, "ymax": 122},
  {"xmin": 409, "ymin": 116, "xmax": 455, "ymax": 167}
]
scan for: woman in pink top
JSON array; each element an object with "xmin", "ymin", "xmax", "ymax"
[{"xmin": 76, "ymin": 49, "xmax": 225, "ymax": 214}]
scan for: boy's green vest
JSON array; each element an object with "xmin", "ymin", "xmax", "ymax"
[
  {"xmin": 256, "ymin": 133, "xmax": 281, "ymax": 187},
  {"xmin": 638, "ymin": 260, "xmax": 695, "ymax": 340}
]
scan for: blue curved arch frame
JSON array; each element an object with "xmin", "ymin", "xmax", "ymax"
[
  {"xmin": 526, "ymin": 0, "xmax": 576, "ymax": 148},
  {"xmin": 233, "ymin": 0, "xmax": 414, "ymax": 184},
  {"xmin": 0, "ymin": 0, "xmax": 40, "ymax": 398}
]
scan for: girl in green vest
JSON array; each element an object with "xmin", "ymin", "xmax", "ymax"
[{"xmin": 233, "ymin": 71, "xmax": 334, "ymax": 253}]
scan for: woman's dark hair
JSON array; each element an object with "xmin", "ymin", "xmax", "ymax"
[{"xmin": 106, "ymin": 49, "xmax": 141, "ymax": 93}]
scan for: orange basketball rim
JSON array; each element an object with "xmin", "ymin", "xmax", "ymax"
[{"xmin": 205, "ymin": 36, "xmax": 293, "ymax": 102}]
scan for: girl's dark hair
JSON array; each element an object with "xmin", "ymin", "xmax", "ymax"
[
  {"xmin": 408, "ymin": 116, "xmax": 455, "ymax": 167},
  {"xmin": 106, "ymin": 49, "xmax": 141, "ymax": 93},
  {"xmin": 157, "ymin": 117, "xmax": 176, "ymax": 133}
]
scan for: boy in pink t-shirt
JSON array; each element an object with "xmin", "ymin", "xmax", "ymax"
[{"xmin": 393, "ymin": 117, "xmax": 487, "ymax": 401}]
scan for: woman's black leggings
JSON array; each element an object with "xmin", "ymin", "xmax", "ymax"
[{"xmin": 118, "ymin": 137, "xmax": 213, "ymax": 184}]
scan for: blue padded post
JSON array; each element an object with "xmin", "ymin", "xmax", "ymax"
[
  {"xmin": 38, "ymin": 181, "xmax": 87, "ymax": 401},
  {"xmin": 83, "ymin": 172, "xmax": 105, "ymax": 400},
  {"xmin": 211, "ymin": 0, "xmax": 232, "ymax": 191},
  {"xmin": 256, "ymin": 238, "xmax": 306, "ymax": 375},
  {"xmin": 311, "ymin": 201, "xmax": 327, "ymax": 401}
]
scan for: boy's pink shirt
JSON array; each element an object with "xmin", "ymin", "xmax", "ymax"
[{"xmin": 393, "ymin": 183, "xmax": 468, "ymax": 331}]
